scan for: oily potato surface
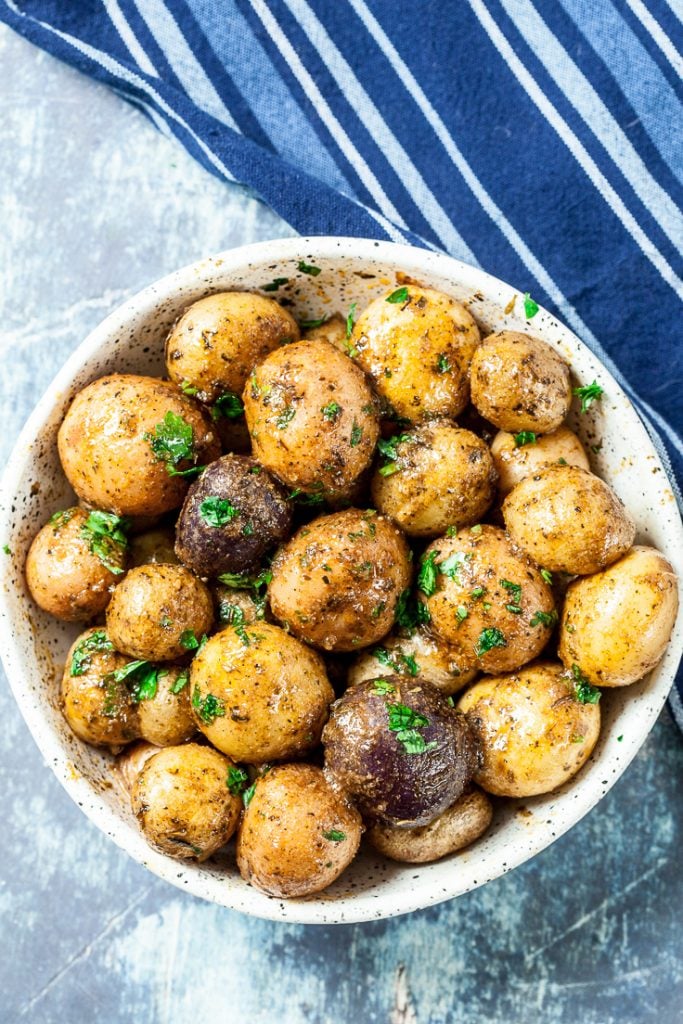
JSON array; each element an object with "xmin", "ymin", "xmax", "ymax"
[
  {"xmin": 61, "ymin": 628, "xmax": 140, "ymax": 747},
  {"xmin": 367, "ymin": 787, "xmax": 492, "ymax": 863},
  {"xmin": 490, "ymin": 426, "xmax": 590, "ymax": 498},
  {"xmin": 348, "ymin": 630, "xmax": 478, "ymax": 695},
  {"xmin": 136, "ymin": 665, "xmax": 195, "ymax": 746}
]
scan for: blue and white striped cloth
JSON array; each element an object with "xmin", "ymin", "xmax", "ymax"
[{"xmin": 2, "ymin": 0, "xmax": 682, "ymax": 721}]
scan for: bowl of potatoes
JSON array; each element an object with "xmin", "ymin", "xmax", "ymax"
[{"xmin": 0, "ymin": 237, "xmax": 681, "ymax": 924}]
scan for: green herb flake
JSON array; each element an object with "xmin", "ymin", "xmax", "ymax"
[
  {"xmin": 192, "ymin": 685, "xmax": 226, "ymax": 724},
  {"xmin": 323, "ymin": 829, "xmax": 346, "ymax": 842},
  {"xmin": 540, "ymin": 569, "xmax": 553, "ymax": 586},
  {"xmin": 276, "ymin": 405, "xmax": 296, "ymax": 429},
  {"xmin": 321, "ymin": 401, "xmax": 341, "ymax": 421},
  {"xmin": 571, "ymin": 664, "xmax": 601, "ymax": 704},
  {"xmin": 145, "ymin": 411, "xmax": 203, "ymax": 478},
  {"xmin": 170, "ymin": 670, "xmax": 189, "ymax": 694},
  {"xmin": 395, "ymin": 588, "xmax": 431, "ymax": 631},
  {"xmin": 297, "ymin": 260, "xmax": 321, "ymax": 276},
  {"xmin": 530, "ymin": 609, "xmax": 559, "ymax": 628},
  {"xmin": 523, "ymin": 292, "xmax": 539, "ymax": 319},
  {"xmin": 456, "ymin": 605, "xmax": 469, "ymax": 623},
  {"xmin": 373, "ymin": 678, "xmax": 396, "ymax": 695},
  {"xmin": 242, "ymin": 781, "xmax": 257, "ymax": 807},
  {"xmin": 387, "ymin": 702, "xmax": 437, "ymax": 755},
  {"xmin": 350, "ymin": 421, "xmax": 363, "ymax": 447},
  {"xmin": 475, "ymin": 627, "xmax": 507, "ymax": 657},
  {"xmin": 179, "ymin": 630, "xmax": 203, "ymax": 651},
  {"xmin": 70, "ymin": 630, "xmax": 114, "ymax": 676},
  {"xmin": 571, "ymin": 734, "xmax": 584, "ymax": 744},
  {"xmin": 300, "ymin": 316, "xmax": 328, "ymax": 329},
  {"xmin": 470, "ymin": 524, "xmax": 482, "ymax": 536},
  {"xmin": 49, "ymin": 509, "xmax": 75, "ymax": 531},
  {"xmin": 2, "ymin": 544, "xmax": 10, "ymax": 555},
  {"xmin": 573, "ymin": 381, "xmax": 604, "ymax": 413},
  {"xmin": 436, "ymin": 353, "xmax": 451, "ymax": 374},
  {"xmin": 445, "ymin": 525, "xmax": 458, "ymax": 538},
  {"xmin": 218, "ymin": 569, "xmax": 272, "ymax": 595},
  {"xmin": 180, "ymin": 380, "xmax": 199, "ymax": 396},
  {"xmin": 107, "ymin": 660, "xmax": 162, "ymax": 703},
  {"xmin": 471, "ymin": 586, "xmax": 486, "ymax": 599},
  {"xmin": 262, "ymin": 277, "xmax": 289, "ymax": 292},
  {"xmin": 371, "ymin": 601, "xmax": 387, "ymax": 620},
  {"xmin": 439, "ymin": 551, "xmax": 470, "ymax": 580},
  {"xmin": 242, "ymin": 521, "xmax": 255, "ymax": 537},
  {"xmin": 345, "ymin": 302, "xmax": 358, "ymax": 355},
  {"xmin": 226, "ymin": 765, "xmax": 249, "ymax": 796},
  {"xmin": 212, "ymin": 391, "xmax": 244, "ymax": 420},
  {"xmin": 514, "ymin": 431, "xmax": 537, "ymax": 447},
  {"xmin": 378, "ymin": 462, "xmax": 400, "ymax": 477},
  {"xmin": 80, "ymin": 511, "xmax": 129, "ymax": 574},
  {"xmin": 417, "ymin": 551, "xmax": 439, "ymax": 597},
  {"xmin": 500, "ymin": 579, "xmax": 522, "ymax": 599},
  {"xmin": 386, "ymin": 286, "xmax": 409, "ymax": 304},
  {"xmin": 199, "ymin": 497, "xmax": 240, "ymax": 528},
  {"xmin": 617, "ymin": 734, "xmax": 624, "ymax": 742}
]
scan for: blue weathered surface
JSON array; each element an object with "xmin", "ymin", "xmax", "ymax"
[{"xmin": 1, "ymin": 26, "xmax": 682, "ymax": 1024}]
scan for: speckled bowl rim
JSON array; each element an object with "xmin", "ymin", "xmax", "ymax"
[{"xmin": 1, "ymin": 236, "xmax": 681, "ymax": 925}]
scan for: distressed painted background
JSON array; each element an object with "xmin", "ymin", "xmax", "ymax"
[{"xmin": 1, "ymin": 25, "xmax": 682, "ymax": 1024}]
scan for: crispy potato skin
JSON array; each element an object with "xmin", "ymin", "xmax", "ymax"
[
  {"xmin": 502, "ymin": 465, "xmax": 635, "ymax": 575},
  {"xmin": 237, "ymin": 763, "xmax": 362, "ymax": 897},
  {"xmin": 491, "ymin": 426, "xmax": 590, "ymax": 498},
  {"xmin": 243, "ymin": 338, "xmax": 380, "ymax": 497},
  {"xmin": 367, "ymin": 787, "xmax": 492, "ymax": 863},
  {"xmin": 322, "ymin": 677, "xmax": 479, "ymax": 827},
  {"xmin": 165, "ymin": 291, "xmax": 299, "ymax": 404},
  {"xmin": 137, "ymin": 665, "xmax": 195, "ymax": 745},
  {"xmin": 58, "ymin": 375, "xmax": 220, "ymax": 517},
  {"xmin": 26, "ymin": 507, "xmax": 125, "ymax": 621},
  {"xmin": 129, "ymin": 528, "xmax": 179, "ymax": 567},
  {"xmin": 61, "ymin": 628, "xmax": 140, "ymax": 747},
  {"xmin": 348, "ymin": 630, "xmax": 478, "ymax": 696},
  {"xmin": 560, "ymin": 546, "xmax": 679, "ymax": 687},
  {"xmin": 423, "ymin": 525, "xmax": 556, "ymax": 674},
  {"xmin": 132, "ymin": 743, "xmax": 242, "ymax": 861},
  {"xmin": 189, "ymin": 622, "xmax": 334, "ymax": 763},
  {"xmin": 269, "ymin": 509, "xmax": 412, "ymax": 652},
  {"xmin": 350, "ymin": 286, "xmax": 480, "ymax": 421},
  {"xmin": 106, "ymin": 564, "xmax": 214, "ymax": 661},
  {"xmin": 457, "ymin": 661, "xmax": 600, "ymax": 797},
  {"xmin": 371, "ymin": 421, "xmax": 497, "ymax": 537},
  {"xmin": 470, "ymin": 331, "xmax": 572, "ymax": 433},
  {"xmin": 175, "ymin": 454, "xmax": 292, "ymax": 577}
]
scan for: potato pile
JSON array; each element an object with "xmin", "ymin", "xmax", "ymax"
[{"xmin": 26, "ymin": 280, "xmax": 678, "ymax": 899}]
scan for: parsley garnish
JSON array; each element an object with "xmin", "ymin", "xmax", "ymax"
[
  {"xmin": 192, "ymin": 685, "xmax": 226, "ymax": 723},
  {"xmin": 300, "ymin": 316, "xmax": 328, "ymax": 329},
  {"xmin": 287, "ymin": 486, "xmax": 326, "ymax": 507},
  {"xmin": 377, "ymin": 432, "xmax": 412, "ymax": 476},
  {"xmin": 242, "ymin": 521, "xmax": 254, "ymax": 537},
  {"xmin": 219, "ymin": 602, "xmax": 245, "ymax": 626},
  {"xmin": 372, "ymin": 647, "xmax": 419, "ymax": 677},
  {"xmin": 217, "ymin": 568, "xmax": 272, "ymax": 599},
  {"xmin": 387, "ymin": 703, "xmax": 437, "ymax": 755},
  {"xmin": 49, "ymin": 509, "xmax": 75, "ymax": 531},
  {"xmin": 226, "ymin": 766, "xmax": 249, "ymax": 796},
  {"xmin": 323, "ymin": 829, "xmax": 346, "ymax": 842},
  {"xmin": 276, "ymin": 405, "xmax": 296, "ymax": 429},
  {"xmin": 170, "ymin": 670, "xmax": 189, "ymax": 694},
  {"xmin": 573, "ymin": 381, "xmax": 604, "ymax": 413},
  {"xmin": 297, "ymin": 260, "xmax": 321, "ymax": 276},
  {"xmin": 350, "ymin": 421, "xmax": 362, "ymax": 447},
  {"xmin": 445, "ymin": 525, "xmax": 458, "ymax": 538},
  {"xmin": 179, "ymin": 630, "xmax": 206, "ymax": 651},
  {"xmin": 2, "ymin": 544, "xmax": 9, "ymax": 555},
  {"xmin": 395, "ymin": 588, "xmax": 431, "ymax": 630},
  {"xmin": 80, "ymin": 511, "xmax": 129, "ymax": 574},
  {"xmin": 471, "ymin": 586, "xmax": 486, "ymax": 599},
  {"xmin": 180, "ymin": 381, "xmax": 199, "ymax": 396},
  {"xmin": 456, "ymin": 606, "xmax": 468, "ymax": 623},
  {"xmin": 417, "ymin": 551, "xmax": 439, "ymax": 597},
  {"xmin": 199, "ymin": 497, "xmax": 240, "ymax": 528},
  {"xmin": 514, "ymin": 431, "xmax": 537, "ymax": 447},
  {"xmin": 571, "ymin": 664, "xmax": 601, "ymax": 704},
  {"xmin": 144, "ymin": 411, "xmax": 204, "ymax": 478},
  {"xmin": 107, "ymin": 659, "xmax": 164, "ymax": 702},
  {"xmin": 262, "ymin": 277, "xmax": 289, "ymax": 292},
  {"xmin": 211, "ymin": 391, "xmax": 244, "ymax": 420},
  {"xmin": 540, "ymin": 568, "xmax": 553, "ymax": 586},
  {"xmin": 439, "ymin": 551, "xmax": 470, "ymax": 580},
  {"xmin": 436, "ymin": 353, "xmax": 451, "ymax": 374},
  {"xmin": 321, "ymin": 401, "xmax": 341, "ymax": 421},
  {"xmin": 345, "ymin": 301, "xmax": 358, "ymax": 356},
  {"xmin": 475, "ymin": 627, "xmax": 507, "ymax": 657},
  {"xmin": 523, "ymin": 292, "xmax": 539, "ymax": 318},
  {"xmin": 373, "ymin": 679, "xmax": 396, "ymax": 695},
  {"xmin": 70, "ymin": 630, "xmax": 114, "ymax": 676},
  {"xmin": 242, "ymin": 781, "xmax": 257, "ymax": 807},
  {"xmin": 386, "ymin": 286, "xmax": 409, "ymax": 304},
  {"xmin": 530, "ymin": 609, "xmax": 558, "ymax": 628}
]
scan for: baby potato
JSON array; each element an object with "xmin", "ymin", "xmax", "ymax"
[
  {"xmin": 129, "ymin": 527, "xmax": 179, "ymax": 567},
  {"xmin": 117, "ymin": 740, "xmax": 160, "ymax": 791},
  {"xmin": 490, "ymin": 426, "xmax": 590, "ymax": 498},
  {"xmin": 502, "ymin": 464, "xmax": 635, "ymax": 575},
  {"xmin": 422, "ymin": 525, "xmax": 556, "ymax": 674},
  {"xmin": 136, "ymin": 665, "xmax": 195, "ymax": 745},
  {"xmin": 370, "ymin": 421, "xmax": 497, "ymax": 537},
  {"xmin": 106, "ymin": 564, "xmax": 214, "ymax": 661},
  {"xmin": 268, "ymin": 509, "xmax": 412, "ymax": 652},
  {"xmin": 302, "ymin": 313, "xmax": 347, "ymax": 350},
  {"xmin": 470, "ymin": 331, "xmax": 572, "ymax": 434},
  {"xmin": 237, "ymin": 763, "xmax": 362, "ymax": 897},
  {"xmin": 58, "ymin": 374, "xmax": 221, "ymax": 517},
  {"xmin": 243, "ymin": 338, "xmax": 379, "ymax": 499},
  {"xmin": 26, "ymin": 507, "xmax": 126, "ymax": 621},
  {"xmin": 367, "ymin": 787, "xmax": 492, "ymax": 863},
  {"xmin": 213, "ymin": 584, "xmax": 269, "ymax": 628},
  {"xmin": 348, "ymin": 630, "xmax": 478, "ymax": 696},
  {"xmin": 61, "ymin": 627, "xmax": 140, "ymax": 747},
  {"xmin": 458, "ymin": 661, "xmax": 600, "ymax": 797},
  {"xmin": 350, "ymin": 285, "xmax": 480, "ymax": 421},
  {"xmin": 132, "ymin": 743, "xmax": 242, "ymax": 861},
  {"xmin": 165, "ymin": 291, "xmax": 299, "ymax": 404},
  {"xmin": 559, "ymin": 546, "xmax": 679, "ymax": 687},
  {"xmin": 175, "ymin": 454, "xmax": 292, "ymax": 577},
  {"xmin": 189, "ymin": 622, "xmax": 334, "ymax": 763}
]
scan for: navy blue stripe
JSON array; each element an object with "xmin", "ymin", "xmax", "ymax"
[{"xmin": 115, "ymin": 0, "xmax": 188, "ymax": 91}]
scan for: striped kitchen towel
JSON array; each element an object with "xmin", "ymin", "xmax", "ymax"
[{"xmin": 1, "ymin": 0, "xmax": 682, "ymax": 720}]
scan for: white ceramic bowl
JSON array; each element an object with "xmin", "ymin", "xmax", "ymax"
[{"xmin": 1, "ymin": 237, "xmax": 681, "ymax": 924}]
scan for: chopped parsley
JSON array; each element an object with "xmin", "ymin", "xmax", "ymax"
[
  {"xmin": 170, "ymin": 670, "xmax": 189, "ymax": 694},
  {"xmin": 471, "ymin": 586, "xmax": 486, "ymax": 599},
  {"xmin": 262, "ymin": 277, "xmax": 289, "ymax": 292},
  {"xmin": 417, "ymin": 551, "xmax": 439, "ymax": 596},
  {"xmin": 180, "ymin": 381, "xmax": 199, "ymax": 396},
  {"xmin": 371, "ymin": 601, "xmax": 387, "ymax": 619},
  {"xmin": 475, "ymin": 627, "xmax": 507, "ymax": 657},
  {"xmin": 345, "ymin": 302, "xmax": 358, "ymax": 356},
  {"xmin": 70, "ymin": 630, "xmax": 114, "ymax": 676},
  {"xmin": 387, "ymin": 703, "xmax": 437, "ymax": 755},
  {"xmin": 395, "ymin": 588, "xmax": 431, "ymax": 630},
  {"xmin": 144, "ymin": 411, "xmax": 204, "ymax": 478},
  {"xmin": 456, "ymin": 605, "xmax": 468, "ymax": 623},
  {"xmin": 287, "ymin": 486, "xmax": 326, "ymax": 507},
  {"xmin": 217, "ymin": 569, "xmax": 272, "ymax": 605},
  {"xmin": 321, "ymin": 401, "xmax": 341, "ymax": 421},
  {"xmin": 530, "ymin": 609, "xmax": 559, "ymax": 628},
  {"xmin": 219, "ymin": 602, "xmax": 246, "ymax": 626},
  {"xmin": 323, "ymin": 829, "xmax": 346, "ymax": 842},
  {"xmin": 199, "ymin": 497, "xmax": 240, "ymax": 528},
  {"xmin": 242, "ymin": 781, "xmax": 257, "ymax": 807},
  {"xmin": 300, "ymin": 316, "xmax": 328, "ymax": 329},
  {"xmin": 500, "ymin": 579, "xmax": 522, "ymax": 614},
  {"xmin": 179, "ymin": 630, "xmax": 205, "ymax": 651},
  {"xmin": 107, "ymin": 659, "xmax": 164, "ymax": 702},
  {"xmin": 436, "ymin": 353, "xmax": 451, "ymax": 374},
  {"xmin": 192, "ymin": 685, "xmax": 226, "ymax": 723},
  {"xmin": 540, "ymin": 568, "xmax": 553, "ymax": 586},
  {"xmin": 211, "ymin": 391, "xmax": 244, "ymax": 420},
  {"xmin": 80, "ymin": 511, "xmax": 129, "ymax": 574},
  {"xmin": 439, "ymin": 551, "xmax": 470, "ymax": 580},
  {"xmin": 372, "ymin": 647, "xmax": 419, "ymax": 677},
  {"xmin": 386, "ymin": 286, "xmax": 409, "ymax": 304},
  {"xmin": 373, "ymin": 679, "xmax": 396, "ymax": 695},
  {"xmin": 573, "ymin": 381, "xmax": 604, "ymax": 413},
  {"xmin": 276, "ymin": 405, "xmax": 296, "ymax": 429},
  {"xmin": 49, "ymin": 508, "xmax": 75, "ymax": 530},
  {"xmin": 445, "ymin": 525, "xmax": 458, "ymax": 538},
  {"xmin": 470, "ymin": 524, "xmax": 482, "ymax": 536},
  {"xmin": 242, "ymin": 521, "xmax": 255, "ymax": 537},
  {"xmin": 523, "ymin": 292, "xmax": 539, "ymax": 319},
  {"xmin": 2, "ymin": 544, "xmax": 9, "ymax": 555},
  {"xmin": 377, "ymin": 431, "xmax": 413, "ymax": 476},
  {"xmin": 226, "ymin": 765, "xmax": 249, "ymax": 796},
  {"xmin": 297, "ymin": 260, "xmax": 321, "ymax": 276},
  {"xmin": 571, "ymin": 664, "xmax": 601, "ymax": 704},
  {"xmin": 514, "ymin": 431, "xmax": 537, "ymax": 447},
  {"xmin": 350, "ymin": 421, "xmax": 362, "ymax": 447}
]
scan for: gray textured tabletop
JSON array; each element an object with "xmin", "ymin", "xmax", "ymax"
[{"xmin": 1, "ymin": 26, "xmax": 682, "ymax": 1024}]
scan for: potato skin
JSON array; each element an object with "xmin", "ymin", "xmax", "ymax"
[
  {"xmin": 129, "ymin": 528, "xmax": 179, "ymax": 567},
  {"xmin": 423, "ymin": 525, "xmax": 556, "ymax": 674},
  {"xmin": 165, "ymin": 291, "xmax": 299, "ymax": 404},
  {"xmin": 174, "ymin": 454, "xmax": 292, "ymax": 577},
  {"xmin": 268, "ymin": 509, "xmax": 412, "ymax": 652},
  {"xmin": 470, "ymin": 331, "xmax": 572, "ymax": 433},
  {"xmin": 106, "ymin": 564, "xmax": 214, "ymax": 661},
  {"xmin": 350, "ymin": 286, "xmax": 480, "ymax": 421},
  {"xmin": 189, "ymin": 622, "xmax": 334, "ymax": 763},
  {"xmin": 502, "ymin": 465, "xmax": 635, "ymax": 575},
  {"xmin": 490, "ymin": 426, "xmax": 590, "ymax": 498},
  {"xmin": 61, "ymin": 628, "xmax": 140, "ymax": 747},
  {"xmin": 132, "ymin": 743, "xmax": 242, "ymax": 861},
  {"xmin": 137, "ymin": 665, "xmax": 195, "ymax": 745},
  {"xmin": 302, "ymin": 313, "xmax": 347, "ymax": 350},
  {"xmin": 58, "ymin": 375, "xmax": 221, "ymax": 517},
  {"xmin": 243, "ymin": 338, "xmax": 379, "ymax": 498},
  {"xmin": 371, "ymin": 421, "xmax": 497, "ymax": 537},
  {"xmin": 348, "ymin": 630, "xmax": 478, "ymax": 696},
  {"xmin": 559, "ymin": 546, "xmax": 679, "ymax": 687},
  {"xmin": 236, "ymin": 763, "xmax": 362, "ymax": 897},
  {"xmin": 322, "ymin": 676, "xmax": 479, "ymax": 827},
  {"xmin": 26, "ymin": 507, "xmax": 125, "ymax": 621},
  {"xmin": 367, "ymin": 787, "xmax": 492, "ymax": 863},
  {"xmin": 457, "ymin": 661, "xmax": 600, "ymax": 797}
]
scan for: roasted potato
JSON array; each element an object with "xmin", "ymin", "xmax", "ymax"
[
  {"xmin": 165, "ymin": 291, "xmax": 299, "ymax": 405},
  {"xmin": 189, "ymin": 622, "xmax": 334, "ymax": 762},
  {"xmin": 470, "ymin": 331, "xmax": 572, "ymax": 433},
  {"xmin": 502, "ymin": 464, "xmax": 635, "ymax": 575},
  {"xmin": 213, "ymin": 583, "xmax": 269, "ymax": 627},
  {"xmin": 458, "ymin": 661, "xmax": 600, "ymax": 797},
  {"xmin": 348, "ymin": 630, "xmax": 478, "ymax": 696},
  {"xmin": 129, "ymin": 527, "xmax": 179, "ymax": 567},
  {"xmin": 490, "ymin": 426, "xmax": 590, "ymax": 498},
  {"xmin": 58, "ymin": 374, "xmax": 221, "ymax": 517},
  {"xmin": 117, "ymin": 740, "xmax": 159, "ymax": 791},
  {"xmin": 302, "ymin": 313, "xmax": 346, "ymax": 350},
  {"xmin": 106, "ymin": 564, "xmax": 214, "ymax": 661},
  {"xmin": 26, "ymin": 507, "xmax": 126, "ymax": 621},
  {"xmin": 237, "ymin": 763, "xmax": 362, "ymax": 897},
  {"xmin": 268, "ymin": 509, "xmax": 412, "ymax": 652},
  {"xmin": 136, "ymin": 665, "xmax": 195, "ymax": 745},
  {"xmin": 367, "ymin": 787, "xmax": 492, "ymax": 863},
  {"xmin": 61, "ymin": 628, "xmax": 140, "ymax": 747},
  {"xmin": 559, "ymin": 546, "xmax": 679, "ymax": 687},
  {"xmin": 350, "ymin": 285, "xmax": 480, "ymax": 421}
]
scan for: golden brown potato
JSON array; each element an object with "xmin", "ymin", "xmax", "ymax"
[
  {"xmin": 26, "ymin": 507, "xmax": 126, "ymax": 621},
  {"xmin": 129, "ymin": 527, "xmax": 179, "ymax": 567},
  {"xmin": 189, "ymin": 622, "xmax": 334, "ymax": 762},
  {"xmin": 165, "ymin": 291, "xmax": 299, "ymax": 404},
  {"xmin": 348, "ymin": 630, "xmax": 478, "ymax": 695},
  {"xmin": 350, "ymin": 285, "xmax": 480, "ymax": 421},
  {"xmin": 213, "ymin": 584, "xmax": 269, "ymax": 628},
  {"xmin": 367, "ymin": 787, "xmax": 492, "ymax": 863},
  {"xmin": 370, "ymin": 421, "xmax": 497, "ymax": 537},
  {"xmin": 117, "ymin": 740, "xmax": 160, "ymax": 791},
  {"xmin": 61, "ymin": 628, "xmax": 140, "ymax": 747},
  {"xmin": 243, "ymin": 338, "xmax": 379, "ymax": 499},
  {"xmin": 502, "ymin": 464, "xmax": 635, "ymax": 575},
  {"xmin": 58, "ymin": 375, "xmax": 221, "ymax": 517},
  {"xmin": 421, "ymin": 525, "xmax": 556, "ymax": 674},
  {"xmin": 490, "ymin": 426, "xmax": 590, "ymax": 498},
  {"xmin": 470, "ymin": 331, "xmax": 572, "ymax": 433},
  {"xmin": 132, "ymin": 743, "xmax": 242, "ymax": 861},
  {"xmin": 106, "ymin": 564, "xmax": 214, "ymax": 661},
  {"xmin": 458, "ymin": 661, "xmax": 601, "ymax": 797},
  {"xmin": 302, "ymin": 313, "xmax": 346, "ymax": 350},
  {"xmin": 269, "ymin": 509, "xmax": 412, "ymax": 652},
  {"xmin": 236, "ymin": 763, "xmax": 362, "ymax": 897},
  {"xmin": 136, "ymin": 665, "xmax": 195, "ymax": 745},
  {"xmin": 559, "ymin": 546, "xmax": 679, "ymax": 687}
]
